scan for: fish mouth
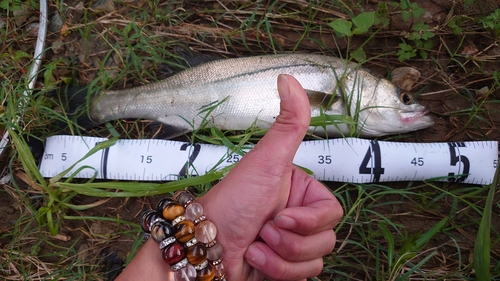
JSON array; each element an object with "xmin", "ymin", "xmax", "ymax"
[{"xmin": 400, "ymin": 110, "xmax": 434, "ymax": 126}]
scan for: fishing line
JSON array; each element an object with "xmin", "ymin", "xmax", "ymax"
[{"xmin": 0, "ymin": 0, "xmax": 48, "ymax": 155}]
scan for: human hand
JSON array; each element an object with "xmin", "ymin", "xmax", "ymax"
[{"xmin": 198, "ymin": 74, "xmax": 344, "ymax": 280}]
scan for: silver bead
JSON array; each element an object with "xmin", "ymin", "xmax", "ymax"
[
  {"xmin": 159, "ymin": 236, "xmax": 176, "ymax": 250},
  {"xmin": 193, "ymin": 214, "xmax": 206, "ymax": 225},
  {"xmin": 172, "ymin": 215, "xmax": 186, "ymax": 226},
  {"xmin": 184, "ymin": 237, "xmax": 198, "ymax": 248},
  {"xmin": 171, "ymin": 258, "xmax": 188, "ymax": 271},
  {"xmin": 193, "ymin": 259, "xmax": 208, "ymax": 270}
]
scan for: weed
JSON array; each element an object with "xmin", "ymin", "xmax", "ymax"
[{"xmin": 1, "ymin": 0, "xmax": 500, "ymax": 280}]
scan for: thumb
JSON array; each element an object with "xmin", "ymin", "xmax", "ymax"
[
  {"xmin": 232, "ymin": 74, "xmax": 311, "ymax": 176},
  {"xmin": 202, "ymin": 74, "xmax": 311, "ymax": 201},
  {"xmin": 254, "ymin": 74, "xmax": 311, "ymax": 164}
]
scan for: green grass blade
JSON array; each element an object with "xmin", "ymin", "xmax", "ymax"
[
  {"xmin": 474, "ymin": 165, "xmax": 499, "ymax": 280},
  {"xmin": 9, "ymin": 129, "xmax": 47, "ymax": 189}
]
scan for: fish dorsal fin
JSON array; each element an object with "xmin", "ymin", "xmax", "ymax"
[{"xmin": 305, "ymin": 89, "xmax": 339, "ymax": 110}]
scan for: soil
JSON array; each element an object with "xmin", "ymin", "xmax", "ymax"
[{"xmin": 1, "ymin": 0, "xmax": 500, "ymax": 280}]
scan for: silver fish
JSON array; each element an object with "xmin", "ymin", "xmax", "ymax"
[{"xmin": 82, "ymin": 54, "xmax": 434, "ymax": 137}]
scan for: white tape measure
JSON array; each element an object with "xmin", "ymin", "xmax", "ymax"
[{"xmin": 38, "ymin": 135, "xmax": 498, "ymax": 185}]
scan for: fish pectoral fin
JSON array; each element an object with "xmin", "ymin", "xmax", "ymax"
[
  {"xmin": 305, "ymin": 89, "xmax": 339, "ymax": 110},
  {"xmin": 149, "ymin": 121, "xmax": 191, "ymax": 139}
]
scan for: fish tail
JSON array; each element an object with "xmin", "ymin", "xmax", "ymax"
[{"xmin": 51, "ymin": 86, "xmax": 99, "ymax": 131}]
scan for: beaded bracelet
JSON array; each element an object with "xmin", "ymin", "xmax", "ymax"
[{"xmin": 140, "ymin": 190, "xmax": 227, "ymax": 281}]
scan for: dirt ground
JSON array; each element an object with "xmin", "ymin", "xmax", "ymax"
[{"xmin": 1, "ymin": 0, "xmax": 500, "ymax": 280}]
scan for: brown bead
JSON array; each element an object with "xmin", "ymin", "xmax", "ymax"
[
  {"xmin": 161, "ymin": 242, "xmax": 185, "ymax": 265},
  {"xmin": 162, "ymin": 203, "xmax": 184, "ymax": 221},
  {"xmin": 150, "ymin": 220, "xmax": 174, "ymax": 243},
  {"xmin": 157, "ymin": 197, "xmax": 175, "ymax": 213},
  {"xmin": 186, "ymin": 244, "xmax": 207, "ymax": 265},
  {"xmin": 197, "ymin": 263, "xmax": 215, "ymax": 281},
  {"xmin": 140, "ymin": 210, "xmax": 157, "ymax": 233},
  {"xmin": 173, "ymin": 190, "xmax": 196, "ymax": 206},
  {"xmin": 174, "ymin": 220, "xmax": 196, "ymax": 243}
]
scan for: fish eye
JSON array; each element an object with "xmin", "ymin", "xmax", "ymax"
[{"xmin": 400, "ymin": 92, "xmax": 413, "ymax": 105}]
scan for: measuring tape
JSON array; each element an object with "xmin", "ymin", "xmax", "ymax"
[{"xmin": 38, "ymin": 135, "xmax": 498, "ymax": 185}]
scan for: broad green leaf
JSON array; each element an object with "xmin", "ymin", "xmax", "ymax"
[
  {"xmin": 328, "ymin": 19, "xmax": 352, "ymax": 37},
  {"xmin": 351, "ymin": 47, "xmax": 366, "ymax": 62},
  {"xmin": 352, "ymin": 12, "xmax": 375, "ymax": 34}
]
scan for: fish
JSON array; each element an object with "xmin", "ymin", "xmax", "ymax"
[{"xmin": 62, "ymin": 54, "xmax": 434, "ymax": 138}]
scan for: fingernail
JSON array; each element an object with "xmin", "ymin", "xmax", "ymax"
[
  {"xmin": 277, "ymin": 74, "xmax": 290, "ymax": 101},
  {"xmin": 274, "ymin": 214, "xmax": 297, "ymax": 230},
  {"xmin": 245, "ymin": 245, "xmax": 266, "ymax": 267},
  {"xmin": 261, "ymin": 224, "xmax": 280, "ymax": 246}
]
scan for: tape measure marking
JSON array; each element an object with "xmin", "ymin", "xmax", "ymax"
[{"xmin": 39, "ymin": 136, "xmax": 498, "ymax": 184}]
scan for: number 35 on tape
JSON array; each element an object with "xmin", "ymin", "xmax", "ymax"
[{"xmin": 39, "ymin": 136, "xmax": 498, "ymax": 185}]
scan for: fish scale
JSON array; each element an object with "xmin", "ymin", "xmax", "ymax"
[{"xmin": 79, "ymin": 54, "xmax": 434, "ymax": 138}]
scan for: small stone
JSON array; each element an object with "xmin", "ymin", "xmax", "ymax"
[
  {"xmin": 0, "ymin": 174, "xmax": 10, "ymax": 184},
  {"xmin": 77, "ymin": 244, "xmax": 90, "ymax": 261},
  {"xmin": 25, "ymin": 23, "xmax": 39, "ymax": 36},
  {"xmin": 476, "ymin": 86, "xmax": 489, "ymax": 96},
  {"xmin": 0, "ymin": 18, "xmax": 6, "ymax": 30},
  {"xmin": 52, "ymin": 39, "xmax": 65, "ymax": 54},
  {"xmin": 49, "ymin": 12, "xmax": 64, "ymax": 33},
  {"xmin": 391, "ymin": 67, "xmax": 421, "ymax": 91},
  {"xmin": 422, "ymin": 11, "xmax": 433, "ymax": 23},
  {"xmin": 92, "ymin": 0, "xmax": 116, "ymax": 13},
  {"xmin": 460, "ymin": 43, "xmax": 478, "ymax": 57},
  {"xmin": 90, "ymin": 222, "xmax": 112, "ymax": 235}
]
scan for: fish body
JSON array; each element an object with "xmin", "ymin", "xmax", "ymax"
[{"xmin": 85, "ymin": 54, "xmax": 434, "ymax": 137}]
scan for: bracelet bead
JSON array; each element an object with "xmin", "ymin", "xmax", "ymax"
[
  {"xmin": 213, "ymin": 262, "xmax": 226, "ymax": 278},
  {"xmin": 162, "ymin": 242, "xmax": 185, "ymax": 265},
  {"xmin": 195, "ymin": 220, "xmax": 217, "ymax": 244},
  {"xmin": 151, "ymin": 220, "xmax": 174, "ymax": 243},
  {"xmin": 197, "ymin": 263, "xmax": 215, "ymax": 281},
  {"xmin": 186, "ymin": 243, "xmax": 207, "ymax": 265},
  {"xmin": 174, "ymin": 263, "xmax": 197, "ymax": 281},
  {"xmin": 140, "ymin": 209, "xmax": 158, "ymax": 233},
  {"xmin": 206, "ymin": 242, "xmax": 223, "ymax": 261},
  {"xmin": 157, "ymin": 197, "xmax": 175, "ymax": 211},
  {"xmin": 173, "ymin": 190, "xmax": 196, "ymax": 207},
  {"xmin": 174, "ymin": 220, "xmax": 196, "ymax": 243},
  {"xmin": 162, "ymin": 202, "xmax": 185, "ymax": 221},
  {"xmin": 185, "ymin": 202, "xmax": 204, "ymax": 221},
  {"xmin": 141, "ymin": 190, "xmax": 227, "ymax": 281}
]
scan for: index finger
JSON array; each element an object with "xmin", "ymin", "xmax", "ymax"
[{"xmin": 274, "ymin": 166, "xmax": 343, "ymax": 235}]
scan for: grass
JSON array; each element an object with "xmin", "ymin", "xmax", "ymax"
[{"xmin": 1, "ymin": 0, "xmax": 500, "ymax": 280}]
